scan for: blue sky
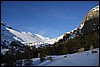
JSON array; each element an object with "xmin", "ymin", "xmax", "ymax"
[{"xmin": 1, "ymin": 1, "xmax": 99, "ymax": 38}]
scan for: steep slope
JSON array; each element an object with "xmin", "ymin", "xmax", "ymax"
[
  {"xmin": 1, "ymin": 22, "xmax": 67, "ymax": 46},
  {"xmin": 80, "ymin": 5, "xmax": 99, "ymax": 35},
  {"xmin": 57, "ymin": 5, "xmax": 99, "ymax": 43},
  {"xmin": 79, "ymin": 6, "xmax": 99, "ymax": 30},
  {"xmin": 1, "ymin": 22, "xmax": 51, "ymax": 46},
  {"xmin": 1, "ymin": 22, "xmax": 66, "ymax": 47},
  {"xmin": 1, "ymin": 22, "xmax": 16, "ymax": 46},
  {"xmin": 79, "ymin": 6, "xmax": 99, "ymax": 34}
]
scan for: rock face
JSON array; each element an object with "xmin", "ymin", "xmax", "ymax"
[
  {"xmin": 56, "ymin": 5, "xmax": 99, "ymax": 43},
  {"xmin": 86, "ymin": 6, "xmax": 99, "ymax": 20},
  {"xmin": 81, "ymin": 6, "xmax": 99, "ymax": 35},
  {"xmin": 76, "ymin": 6, "xmax": 99, "ymax": 35}
]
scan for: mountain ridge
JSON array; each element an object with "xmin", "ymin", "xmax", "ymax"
[{"xmin": 1, "ymin": 5, "xmax": 99, "ymax": 47}]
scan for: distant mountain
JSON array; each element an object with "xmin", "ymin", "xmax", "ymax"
[
  {"xmin": 1, "ymin": 5, "xmax": 99, "ymax": 48},
  {"xmin": 1, "ymin": 22, "xmax": 64, "ymax": 47},
  {"xmin": 1, "ymin": 22, "xmax": 48, "ymax": 47}
]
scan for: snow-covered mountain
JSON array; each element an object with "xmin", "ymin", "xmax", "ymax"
[
  {"xmin": 1, "ymin": 5, "xmax": 99, "ymax": 47},
  {"xmin": 1, "ymin": 22, "xmax": 46, "ymax": 46},
  {"xmin": 1, "ymin": 22, "xmax": 64, "ymax": 47},
  {"xmin": 1, "ymin": 22, "xmax": 15, "ymax": 46}
]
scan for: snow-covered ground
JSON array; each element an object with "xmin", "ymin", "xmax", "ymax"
[
  {"xmin": 1, "ymin": 47, "xmax": 9, "ymax": 55},
  {"xmin": 21, "ymin": 48, "xmax": 99, "ymax": 66}
]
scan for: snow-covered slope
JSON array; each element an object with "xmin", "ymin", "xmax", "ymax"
[
  {"xmin": 15, "ymin": 48, "xmax": 99, "ymax": 66},
  {"xmin": 45, "ymin": 34, "xmax": 65, "ymax": 44},
  {"xmin": 1, "ymin": 22, "xmax": 49, "ymax": 46},
  {"xmin": 6, "ymin": 28, "xmax": 43, "ymax": 44},
  {"xmin": 1, "ymin": 22, "xmax": 16, "ymax": 46},
  {"xmin": 1, "ymin": 22, "xmax": 64, "ymax": 46},
  {"xmin": 40, "ymin": 48, "xmax": 99, "ymax": 66}
]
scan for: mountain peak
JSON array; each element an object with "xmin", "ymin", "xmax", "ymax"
[
  {"xmin": 79, "ymin": 5, "xmax": 99, "ymax": 30},
  {"xmin": 88, "ymin": 5, "xmax": 99, "ymax": 17},
  {"xmin": 91, "ymin": 5, "xmax": 99, "ymax": 12}
]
